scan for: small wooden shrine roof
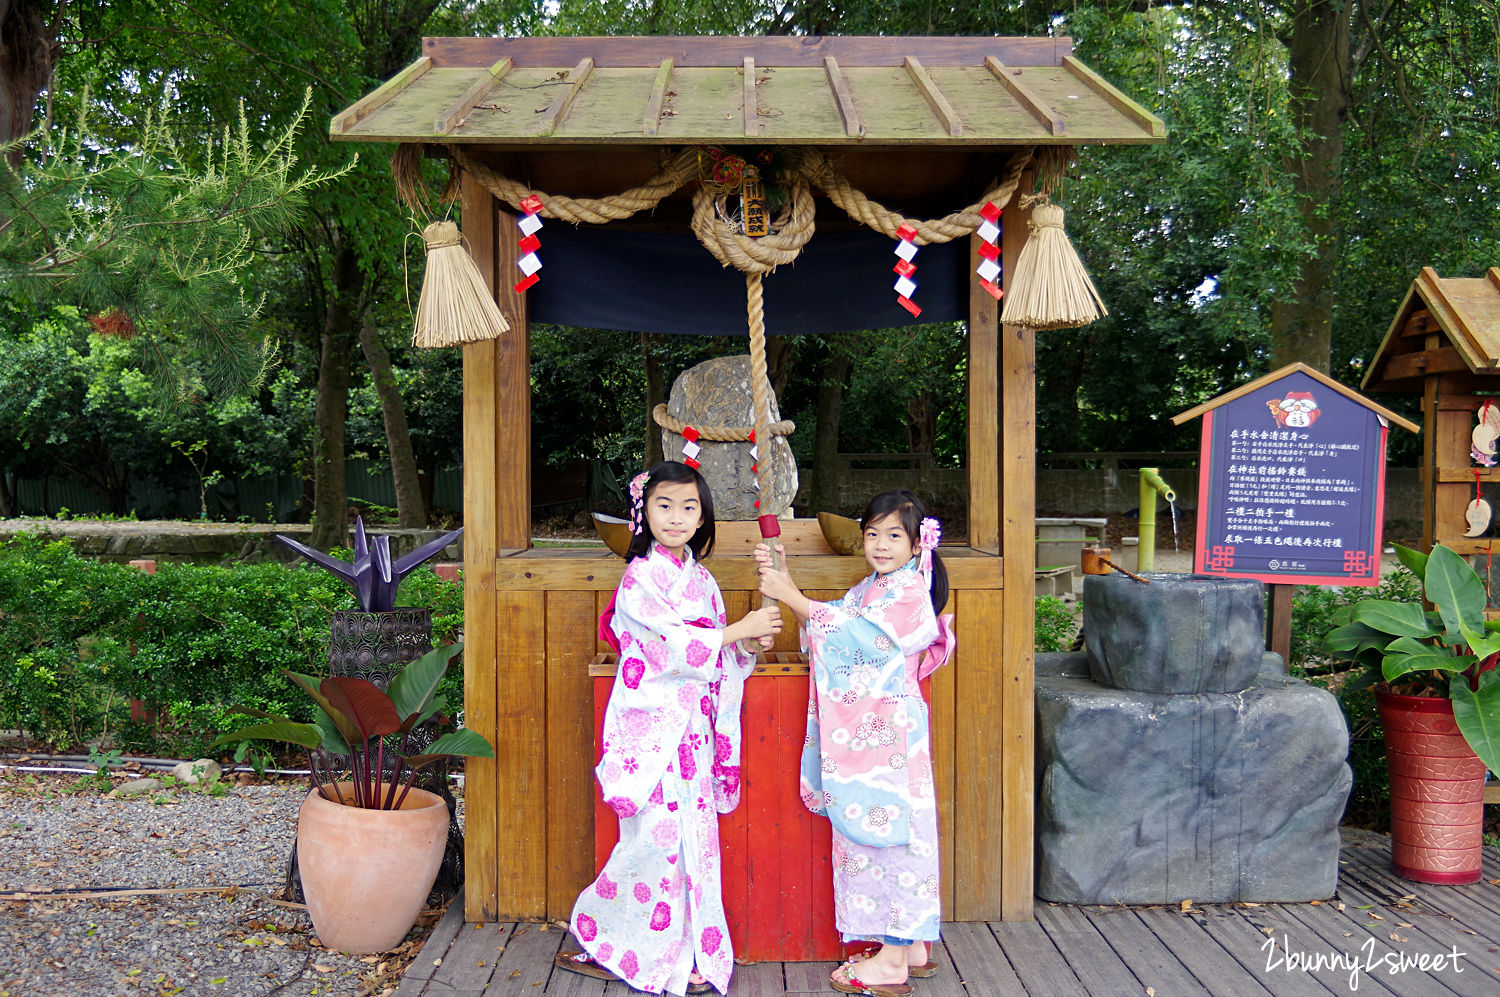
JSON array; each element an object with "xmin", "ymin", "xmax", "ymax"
[
  {"xmin": 1363, "ymin": 267, "xmax": 1500, "ymax": 392},
  {"xmin": 329, "ymin": 35, "xmax": 1165, "ymax": 148}
]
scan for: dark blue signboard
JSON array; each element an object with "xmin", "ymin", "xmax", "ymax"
[{"xmin": 1193, "ymin": 369, "xmax": 1389, "ymax": 586}]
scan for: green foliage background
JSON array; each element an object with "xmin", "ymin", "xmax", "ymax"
[{"xmin": 0, "ymin": 535, "xmax": 463, "ymax": 757}]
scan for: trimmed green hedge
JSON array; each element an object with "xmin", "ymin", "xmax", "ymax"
[{"xmin": 0, "ymin": 534, "xmax": 463, "ymax": 756}]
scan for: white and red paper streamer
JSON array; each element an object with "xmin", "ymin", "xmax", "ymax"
[
  {"xmin": 893, "ymin": 223, "xmax": 921, "ymax": 317},
  {"xmin": 514, "ymin": 194, "xmax": 544, "ymax": 294},
  {"xmin": 976, "ymin": 201, "xmax": 1002, "ymax": 300}
]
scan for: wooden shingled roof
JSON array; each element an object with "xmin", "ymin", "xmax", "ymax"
[
  {"xmin": 1363, "ymin": 267, "xmax": 1500, "ymax": 392},
  {"xmin": 329, "ymin": 35, "xmax": 1165, "ymax": 147}
]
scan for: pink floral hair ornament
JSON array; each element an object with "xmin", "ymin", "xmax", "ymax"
[
  {"xmin": 627, "ymin": 472, "xmax": 649, "ymax": 535},
  {"xmin": 918, "ymin": 516, "xmax": 941, "ymax": 577}
]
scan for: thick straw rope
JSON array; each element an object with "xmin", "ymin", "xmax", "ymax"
[
  {"xmin": 798, "ymin": 147, "xmax": 1034, "ymax": 244},
  {"xmin": 745, "ymin": 271, "xmax": 776, "ymax": 506},
  {"xmin": 651, "ymin": 404, "xmax": 793, "ymax": 441},
  {"xmin": 689, "ymin": 182, "xmax": 816, "ymax": 273},
  {"xmin": 451, "ymin": 146, "xmax": 698, "ymax": 224}
]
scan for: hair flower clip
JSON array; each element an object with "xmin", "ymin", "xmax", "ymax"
[
  {"xmin": 627, "ymin": 471, "xmax": 649, "ymax": 535},
  {"xmin": 918, "ymin": 516, "xmax": 941, "ymax": 576}
]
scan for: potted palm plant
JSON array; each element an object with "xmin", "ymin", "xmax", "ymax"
[
  {"xmin": 211, "ymin": 642, "xmax": 492, "ymax": 953},
  {"xmin": 1323, "ymin": 543, "xmax": 1500, "ymax": 884}
]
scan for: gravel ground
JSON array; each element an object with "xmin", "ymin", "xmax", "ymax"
[{"xmin": 0, "ymin": 776, "xmax": 447, "ymax": 997}]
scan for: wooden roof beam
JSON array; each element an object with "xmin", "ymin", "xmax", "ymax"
[
  {"xmin": 904, "ymin": 56, "xmax": 963, "ymax": 136},
  {"xmin": 435, "ymin": 58, "xmax": 513, "ymax": 135},
  {"xmin": 642, "ymin": 58, "xmax": 674, "ymax": 137},
  {"xmin": 1383, "ymin": 347, "xmax": 1468, "ymax": 381},
  {"xmin": 1062, "ymin": 55, "xmax": 1165, "ymax": 138},
  {"xmin": 744, "ymin": 57, "xmax": 759, "ymax": 137},
  {"xmin": 537, "ymin": 57, "xmax": 595, "ymax": 137},
  {"xmin": 1399, "ymin": 309, "xmax": 1440, "ymax": 339},
  {"xmin": 331, "ymin": 56, "xmax": 431, "ymax": 134},
  {"xmin": 822, "ymin": 57, "xmax": 864, "ymax": 138},
  {"xmin": 984, "ymin": 56, "xmax": 1064, "ymax": 135}
]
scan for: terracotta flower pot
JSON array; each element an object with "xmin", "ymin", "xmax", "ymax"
[
  {"xmin": 297, "ymin": 782, "xmax": 448, "ymax": 953},
  {"xmin": 1375, "ymin": 690, "xmax": 1488, "ymax": 885}
]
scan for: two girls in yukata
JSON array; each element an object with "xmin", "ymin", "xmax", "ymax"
[{"xmin": 558, "ymin": 467, "xmax": 952, "ymax": 997}]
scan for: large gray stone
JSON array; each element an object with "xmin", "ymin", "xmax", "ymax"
[
  {"xmin": 1035, "ymin": 652, "xmax": 1351, "ymax": 904},
  {"xmin": 662, "ymin": 355, "xmax": 797, "ymax": 520},
  {"xmin": 1084, "ymin": 573, "xmax": 1265, "ymax": 693}
]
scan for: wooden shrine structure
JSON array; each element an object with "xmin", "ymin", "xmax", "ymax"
[
  {"xmin": 1363, "ymin": 267, "xmax": 1500, "ymax": 555},
  {"xmin": 331, "ymin": 35, "xmax": 1165, "ymax": 935}
]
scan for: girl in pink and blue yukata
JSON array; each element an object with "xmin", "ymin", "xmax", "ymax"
[
  {"xmin": 557, "ymin": 461, "xmax": 781, "ymax": 996},
  {"xmin": 755, "ymin": 489, "xmax": 954, "ymax": 997}
]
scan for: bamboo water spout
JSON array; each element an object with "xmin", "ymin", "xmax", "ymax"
[{"xmin": 1137, "ymin": 467, "xmax": 1176, "ymax": 574}]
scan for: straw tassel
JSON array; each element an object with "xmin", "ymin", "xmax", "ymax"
[
  {"xmin": 1000, "ymin": 198, "xmax": 1107, "ymax": 330},
  {"xmin": 411, "ymin": 220, "xmax": 511, "ymax": 348}
]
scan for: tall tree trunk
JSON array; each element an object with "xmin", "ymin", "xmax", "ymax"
[
  {"xmin": 807, "ymin": 338, "xmax": 852, "ymax": 516},
  {"xmin": 1269, "ymin": 1, "xmax": 1350, "ymax": 373},
  {"xmin": 0, "ymin": 0, "xmax": 58, "ymax": 165},
  {"xmin": 642, "ymin": 332, "xmax": 664, "ymax": 468},
  {"xmin": 0, "ymin": 471, "xmax": 14, "ymax": 517},
  {"xmin": 359, "ymin": 315, "xmax": 426, "ymax": 527},
  {"xmin": 309, "ymin": 244, "xmax": 361, "ymax": 551}
]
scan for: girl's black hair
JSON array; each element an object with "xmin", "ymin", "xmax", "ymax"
[
  {"xmin": 624, "ymin": 460, "xmax": 717, "ymax": 562},
  {"xmin": 860, "ymin": 488, "xmax": 949, "ymax": 613}
]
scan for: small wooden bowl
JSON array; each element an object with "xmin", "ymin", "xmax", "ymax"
[
  {"xmin": 816, "ymin": 512, "xmax": 863, "ymax": 555},
  {"xmin": 591, "ymin": 512, "xmax": 632, "ymax": 557}
]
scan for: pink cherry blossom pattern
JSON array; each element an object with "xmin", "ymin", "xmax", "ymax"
[
  {"xmin": 650, "ymin": 901, "xmax": 672, "ymax": 931},
  {"xmin": 701, "ymin": 926, "xmax": 723, "ymax": 956},
  {"xmin": 620, "ymin": 950, "xmax": 639, "ymax": 980},
  {"xmin": 620, "ymin": 658, "xmax": 645, "ymax": 690},
  {"xmin": 677, "ymin": 742, "xmax": 697, "ymax": 780},
  {"xmin": 621, "ymin": 707, "xmax": 653, "ymax": 737},
  {"xmin": 596, "ymin": 942, "xmax": 613, "ymax": 962},
  {"xmin": 701, "ymin": 695, "xmax": 713, "ymax": 716},
  {"xmin": 651, "ymin": 818, "xmax": 678, "ymax": 849},
  {"xmin": 642, "ymin": 639, "xmax": 665, "ymax": 666},
  {"xmin": 595, "ymin": 874, "xmax": 618, "ymax": 900},
  {"xmin": 576, "ymin": 913, "xmax": 598, "ymax": 941},
  {"xmin": 685, "ymin": 639, "xmax": 710, "ymax": 668},
  {"xmin": 633, "ymin": 881, "xmax": 652, "ymax": 903},
  {"xmin": 606, "ymin": 796, "xmax": 637, "ymax": 818},
  {"xmin": 647, "ymin": 783, "xmax": 664, "ymax": 805},
  {"xmin": 715, "ymin": 732, "xmax": 732, "ymax": 762}
]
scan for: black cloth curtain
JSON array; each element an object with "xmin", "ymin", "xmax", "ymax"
[{"xmin": 526, "ymin": 224, "xmax": 970, "ymax": 335}]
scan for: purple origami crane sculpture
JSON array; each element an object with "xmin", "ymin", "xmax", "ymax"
[{"xmin": 275, "ymin": 517, "xmax": 464, "ymax": 612}]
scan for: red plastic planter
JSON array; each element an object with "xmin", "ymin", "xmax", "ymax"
[{"xmin": 1376, "ymin": 690, "xmax": 1488, "ymax": 885}]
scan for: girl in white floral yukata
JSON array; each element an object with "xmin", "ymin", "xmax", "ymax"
[
  {"xmin": 557, "ymin": 461, "xmax": 781, "ymax": 996},
  {"xmin": 755, "ymin": 489, "xmax": 954, "ymax": 997}
]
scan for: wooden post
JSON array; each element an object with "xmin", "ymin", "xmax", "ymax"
[
  {"xmin": 967, "ymin": 233, "xmax": 1000, "ymax": 554},
  {"xmin": 460, "ymin": 170, "xmax": 501, "ymax": 923},
  {"xmin": 998, "ymin": 181, "xmax": 1035, "ymax": 922},
  {"xmin": 1267, "ymin": 584, "xmax": 1293, "ymax": 670}
]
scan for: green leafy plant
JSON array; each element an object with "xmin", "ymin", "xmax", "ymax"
[
  {"xmin": 209, "ymin": 642, "xmax": 492, "ymax": 810},
  {"xmin": 1034, "ymin": 595, "xmax": 1081, "ymax": 653},
  {"xmin": 1322, "ymin": 544, "xmax": 1500, "ymax": 773}
]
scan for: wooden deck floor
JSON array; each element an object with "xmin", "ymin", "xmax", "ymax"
[{"xmin": 394, "ymin": 830, "xmax": 1500, "ymax": 996}]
